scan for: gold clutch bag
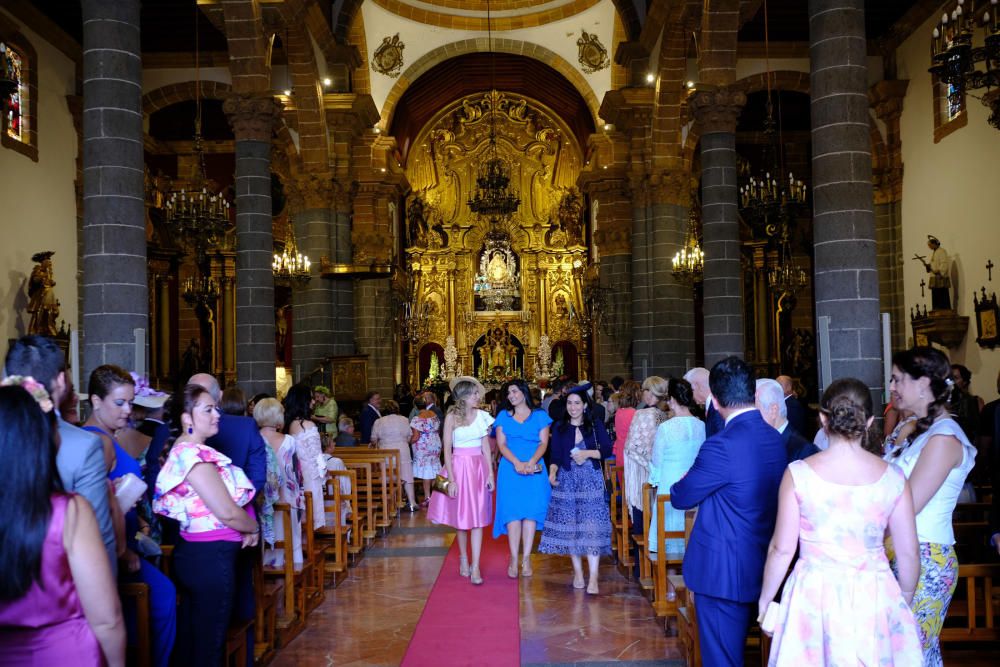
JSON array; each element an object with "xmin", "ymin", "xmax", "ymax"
[{"xmin": 432, "ymin": 474, "xmax": 457, "ymax": 498}]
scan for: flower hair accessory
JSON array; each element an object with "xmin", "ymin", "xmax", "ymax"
[
  {"xmin": 944, "ymin": 376, "xmax": 955, "ymax": 387},
  {"xmin": 1, "ymin": 375, "xmax": 55, "ymax": 413}
]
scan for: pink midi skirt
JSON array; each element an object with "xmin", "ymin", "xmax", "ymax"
[{"xmin": 427, "ymin": 447, "xmax": 493, "ymax": 530}]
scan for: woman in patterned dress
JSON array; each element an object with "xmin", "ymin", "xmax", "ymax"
[
  {"xmin": 539, "ymin": 387, "xmax": 613, "ymax": 594},
  {"xmin": 253, "ymin": 398, "xmax": 305, "ymax": 565},
  {"xmin": 759, "ymin": 378, "xmax": 922, "ymax": 666},
  {"xmin": 409, "ymin": 393, "xmax": 442, "ymax": 507},
  {"xmin": 885, "ymin": 347, "xmax": 977, "ymax": 666},
  {"xmin": 623, "ymin": 376, "xmax": 670, "ymax": 542},
  {"xmin": 284, "ymin": 384, "xmax": 326, "ymax": 531}
]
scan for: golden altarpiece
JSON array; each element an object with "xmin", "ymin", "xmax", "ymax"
[{"xmin": 402, "ymin": 91, "xmax": 594, "ymax": 388}]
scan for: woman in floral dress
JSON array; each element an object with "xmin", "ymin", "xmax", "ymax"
[
  {"xmin": 253, "ymin": 398, "xmax": 304, "ymax": 566},
  {"xmin": 409, "ymin": 393, "xmax": 442, "ymax": 507}
]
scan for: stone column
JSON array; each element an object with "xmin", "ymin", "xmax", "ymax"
[
  {"xmin": 871, "ymin": 80, "xmax": 909, "ymax": 352},
  {"xmin": 330, "ymin": 187, "xmax": 355, "ymax": 355},
  {"xmin": 809, "ymin": 0, "xmax": 882, "ymax": 394},
  {"xmin": 81, "ymin": 0, "xmax": 147, "ymax": 377},
  {"xmin": 224, "ymin": 95, "xmax": 281, "ymax": 396},
  {"xmin": 585, "ymin": 176, "xmax": 633, "ymax": 380},
  {"xmin": 288, "ymin": 172, "xmax": 336, "ymax": 376},
  {"xmin": 690, "ymin": 88, "xmax": 746, "ymax": 366}
]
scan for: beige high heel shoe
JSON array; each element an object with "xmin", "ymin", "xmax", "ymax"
[
  {"xmin": 470, "ymin": 565, "xmax": 483, "ymax": 585},
  {"xmin": 459, "ymin": 556, "xmax": 470, "ymax": 577}
]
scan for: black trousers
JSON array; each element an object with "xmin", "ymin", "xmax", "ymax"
[{"xmin": 172, "ymin": 538, "xmax": 241, "ymax": 667}]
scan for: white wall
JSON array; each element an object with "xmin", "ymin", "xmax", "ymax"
[
  {"xmin": 0, "ymin": 9, "xmax": 79, "ymax": 343},
  {"xmin": 897, "ymin": 11, "xmax": 1000, "ymax": 401}
]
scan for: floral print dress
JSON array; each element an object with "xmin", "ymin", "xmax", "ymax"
[
  {"xmin": 265, "ymin": 435, "xmax": 305, "ymax": 566},
  {"xmin": 767, "ymin": 460, "xmax": 922, "ymax": 666},
  {"xmin": 409, "ymin": 413, "xmax": 442, "ymax": 480}
]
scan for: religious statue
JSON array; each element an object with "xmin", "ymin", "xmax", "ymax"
[
  {"xmin": 27, "ymin": 251, "xmax": 60, "ymax": 336},
  {"xmin": 443, "ymin": 335, "xmax": 458, "ymax": 377},
  {"xmin": 407, "ymin": 196, "xmax": 429, "ymax": 246},
  {"xmin": 536, "ymin": 334, "xmax": 552, "ymax": 380},
  {"xmin": 913, "ymin": 235, "xmax": 952, "ymax": 311},
  {"xmin": 428, "ymin": 350, "xmax": 441, "ymax": 381},
  {"xmin": 486, "ymin": 251, "xmax": 510, "ymax": 284}
]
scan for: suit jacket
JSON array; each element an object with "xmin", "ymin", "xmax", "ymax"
[
  {"xmin": 785, "ymin": 395, "xmax": 808, "ymax": 438},
  {"xmin": 670, "ymin": 410, "xmax": 787, "ymax": 603},
  {"xmin": 359, "ymin": 404, "xmax": 380, "ymax": 444},
  {"xmin": 207, "ymin": 413, "xmax": 267, "ymax": 494},
  {"xmin": 57, "ymin": 418, "xmax": 116, "ymax": 572},
  {"xmin": 705, "ymin": 400, "xmax": 725, "ymax": 438},
  {"xmin": 781, "ymin": 425, "xmax": 819, "ymax": 463}
]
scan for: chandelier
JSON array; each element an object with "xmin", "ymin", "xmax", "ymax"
[
  {"xmin": 163, "ymin": 8, "xmax": 231, "ymax": 258},
  {"xmin": 474, "ymin": 223, "xmax": 521, "ymax": 311},
  {"xmin": 672, "ymin": 204, "xmax": 704, "ymax": 286},
  {"xmin": 389, "ymin": 272, "xmax": 430, "ymax": 343},
  {"xmin": 571, "ymin": 259, "xmax": 611, "ymax": 338},
  {"xmin": 272, "ymin": 226, "xmax": 311, "ymax": 287},
  {"xmin": 466, "ymin": 2, "xmax": 521, "ymax": 221},
  {"xmin": 182, "ymin": 273, "xmax": 220, "ymax": 308},
  {"xmin": 767, "ymin": 225, "xmax": 808, "ymax": 296},
  {"xmin": 929, "ymin": 0, "xmax": 1000, "ymax": 129}
]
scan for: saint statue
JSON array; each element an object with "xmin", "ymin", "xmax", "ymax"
[
  {"xmin": 486, "ymin": 251, "xmax": 509, "ymax": 285},
  {"xmin": 914, "ymin": 235, "xmax": 952, "ymax": 311},
  {"xmin": 27, "ymin": 251, "xmax": 60, "ymax": 336}
]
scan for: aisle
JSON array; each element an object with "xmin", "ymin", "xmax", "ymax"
[{"xmin": 272, "ymin": 511, "xmax": 682, "ymax": 666}]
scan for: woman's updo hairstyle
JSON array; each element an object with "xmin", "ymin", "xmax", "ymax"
[
  {"xmin": 819, "ymin": 378, "xmax": 873, "ymax": 439},
  {"xmin": 642, "ymin": 375, "xmax": 670, "ymax": 411},
  {"xmin": 667, "ymin": 377, "xmax": 696, "ymax": 409},
  {"xmin": 892, "ymin": 346, "xmax": 952, "ymax": 446}
]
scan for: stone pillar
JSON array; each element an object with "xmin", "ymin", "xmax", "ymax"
[
  {"xmin": 871, "ymin": 80, "xmax": 909, "ymax": 352},
  {"xmin": 583, "ymin": 176, "xmax": 632, "ymax": 379},
  {"xmin": 288, "ymin": 172, "xmax": 337, "ymax": 376},
  {"xmin": 809, "ymin": 0, "xmax": 882, "ymax": 395},
  {"xmin": 330, "ymin": 187, "xmax": 355, "ymax": 355},
  {"xmin": 690, "ymin": 88, "xmax": 746, "ymax": 366},
  {"xmin": 224, "ymin": 95, "xmax": 281, "ymax": 396},
  {"xmin": 81, "ymin": 0, "xmax": 147, "ymax": 377}
]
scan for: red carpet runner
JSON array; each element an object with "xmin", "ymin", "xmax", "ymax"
[{"xmin": 401, "ymin": 534, "xmax": 520, "ymax": 667}]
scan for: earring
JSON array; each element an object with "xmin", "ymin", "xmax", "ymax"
[{"xmin": 187, "ymin": 426, "xmax": 193, "ymax": 434}]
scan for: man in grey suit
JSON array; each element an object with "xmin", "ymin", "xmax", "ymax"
[{"xmin": 5, "ymin": 335, "xmax": 117, "ymax": 572}]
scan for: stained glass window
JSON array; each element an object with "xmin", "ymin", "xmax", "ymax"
[
  {"xmin": 946, "ymin": 83, "xmax": 962, "ymax": 120},
  {"xmin": 2, "ymin": 42, "xmax": 25, "ymax": 142}
]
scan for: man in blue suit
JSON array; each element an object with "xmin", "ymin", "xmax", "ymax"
[
  {"xmin": 756, "ymin": 379, "xmax": 819, "ymax": 463},
  {"xmin": 671, "ymin": 357, "xmax": 787, "ymax": 666},
  {"xmin": 358, "ymin": 390, "xmax": 382, "ymax": 445},
  {"xmin": 189, "ymin": 373, "xmax": 267, "ymax": 666}
]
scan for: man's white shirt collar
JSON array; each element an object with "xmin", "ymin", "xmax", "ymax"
[{"xmin": 724, "ymin": 406, "xmax": 756, "ymax": 426}]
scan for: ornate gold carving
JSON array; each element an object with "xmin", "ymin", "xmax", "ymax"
[
  {"xmin": 286, "ymin": 172, "xmax": 336, "ymax": 211},
  {"xmin": 223, "ymin": 95, "xmax": 282, "ymax": 143},
  {"xmin": 689, "ymin": 88, "xmax": 746, "ymax": 134},
  {"xmin": 577, "ymin": 30, "xmax": 610, "ymax": 74},
  {"xmin": 371, "ymin": 34, "xmax": 405, "ymax": 77}
]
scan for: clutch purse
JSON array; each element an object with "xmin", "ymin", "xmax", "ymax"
[
  {"xmin": 760, "ymin": 601, "xmax": 781, "ymax": 635},
  {"xmin": 432, "ymin": 473, "xmax": 457, "ymax": 498}
]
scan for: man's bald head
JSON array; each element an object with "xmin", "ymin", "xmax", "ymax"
[
  {"xmin": 188, "ymin": 373, "xmax": 221, "ymax": 402},
  {"xmin": 683, "ymin": 367, "xmax": 710, "ymax": 404},
  {"xmin": 775, "ymin": 375, "xmax": 794, "ymax": 397}
]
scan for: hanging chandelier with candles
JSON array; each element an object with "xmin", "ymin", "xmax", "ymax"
[
  {"xmin": 767, "ymin": 225, "xmax": 808, "ymax": 297},
  {"xmin": 672, "ymin": 204, "xmax": 704, "ymax": 286},
  {"xmin": 163, "ymin": 8, "xmax": 231, "ymax": 257},
  {"xmin": 272, "ymin": 226, "xmax": 311, "ymax": 287},
  {"xmin": 929, "ymin": 0, "xmax": 1000, "ymax": 129}
]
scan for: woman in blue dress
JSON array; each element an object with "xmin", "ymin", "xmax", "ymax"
[
  {"xmin": 493, "ymin": 379, "xmax": 552, "ymax": 578},
  {"xmin": 539, "ymin": 386, "xmax": 613, "ymax": 595}
]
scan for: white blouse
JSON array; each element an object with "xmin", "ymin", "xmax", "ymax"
[{"xmin": 451, "ymin": 410, "xmax": 494, "ymax": 449}]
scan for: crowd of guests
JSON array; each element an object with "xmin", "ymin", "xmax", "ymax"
[{"xmin": 1, "ymin": 332, "xmax": 997, "ymax": 667}]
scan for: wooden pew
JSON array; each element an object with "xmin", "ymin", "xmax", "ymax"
[
  {"xmin": 644, "ymin": 486, "xmax": 687, "ymax": 619},
  {"xmin": 341, "ymin": 460, "xmax": 375, "ymax": 546},
  {"xmin": 634, "ymin": 483, "xmax": 652, "ymax": 592},
  {"xmin": 942, "ymin": 563, "xmax": 1000, "ymax": 643},
  {"xmin": 610, "ymin": 464, "xmax": 633, "ymax": 574},
  {"xmin": 262, "ymin": 503, "xmax": 309, "ymax": 646},
  {"xmin": 253, "ymin": 553, "xmax": 282, "ymax": 665},
  {"xmin": 120, "ymin": 582, "xmax": 151, "ymax": 667},
  {"xmin": 336, "ymin": 450, "xmax": 394, "ymax": 533},
  {"xmin": 603, "ymin": 459, "xmax": 619, "ymax": 561},
  {"xmin": 302, "ymin": 491, "xmax": 330, "ymax": 610},
  {"xmin": 315, "ymin": 469, "xmax": 355, "ymax": 585}
]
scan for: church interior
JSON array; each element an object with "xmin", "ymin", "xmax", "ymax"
[{"xmin": 2, "ymin": 0, "xmax": 1000, "ymax": 665}]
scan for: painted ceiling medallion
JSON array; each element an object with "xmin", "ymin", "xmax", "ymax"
[
  {"xmin": 576, "ymin": 30, "xmax": 609, "ymax": 74},
  {"xmin": 372, "ymin": 34, "xmax": 405, "ymax": 77}
]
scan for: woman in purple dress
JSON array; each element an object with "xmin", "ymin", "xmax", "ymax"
[{"xmin": 0, "ymin": 381, "xmax": 125, "ymax": 666}]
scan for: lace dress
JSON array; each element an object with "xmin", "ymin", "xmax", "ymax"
[
  {"xmin": 292, "ymin": 425, "xmax": 326, "ymax": 530},
  {"xmin": 623, "ymin": 406, "xmax": 668, "ymax": 512},
  {"xmin": 767, "ymin": 461, "xmax": 922, "ymax": 666}
]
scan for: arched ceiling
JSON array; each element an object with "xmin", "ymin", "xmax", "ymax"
[{"xmin": 390, "ymin": 52, "xmax": 595, "ymax": 162}]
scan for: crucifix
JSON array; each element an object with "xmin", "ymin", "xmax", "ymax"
[
  {"xmin": 987, "ymin": 259, "xmax": 994, "ymax": 281},
  {"xmin": 919, "ymin": 279, "xmax": 926, "ymax": 298}
]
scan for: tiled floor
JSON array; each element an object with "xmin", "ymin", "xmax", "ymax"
[{"xmin": 271, "ymin": 511, "xmax": 999, "ymax": 666}]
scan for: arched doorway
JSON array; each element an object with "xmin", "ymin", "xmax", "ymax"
[{"xmin": 551, "ymin": 340, "xmax": 579, "ymax": 380}]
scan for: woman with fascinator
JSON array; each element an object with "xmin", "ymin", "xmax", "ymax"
[
  {"xmin": 885, "ymin": 347, "xmax": 977, "ymax": 666},
  {"xmin": 538, "ymin": 384, "xmax": 613, "ymax": 594}
]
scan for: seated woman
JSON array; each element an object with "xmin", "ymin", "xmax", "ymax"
[
  {"xmin": 154, "ymin": 384, "xmax": 258, "ymax": 666},
  {"xmin": 253, "ymin": 398, "xmax": 304, "ymax": 566},
  {"xmin": 0, "ymin": 381, "xmax": 126, "ymax": 666}
]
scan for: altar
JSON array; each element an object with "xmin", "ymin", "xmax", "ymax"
[{"xmin": 472, "ymin": 321, "xmax": 524, "ymax": 382}]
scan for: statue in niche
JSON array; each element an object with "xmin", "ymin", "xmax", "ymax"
[
  {"xmin": 913, "ymin": 235, "xmax": 952, "ymax": 311},
  {"xmin": 27, "ymin": 251, "xmax": 60, "ymax": 337},
  {"xmin": 553, "ymin": 293, "xmax": 569, "ymax": 318},
  {"xmin": 557, "ymin": 189, "xmax": 584, "ymax": 244},
  {"xmin": 487, "ymin": 251, "xmax": 510, "ymax": 284},
  {"xmin": 407, "ymin": 197, "xmax": 429, "ymax": 246}
]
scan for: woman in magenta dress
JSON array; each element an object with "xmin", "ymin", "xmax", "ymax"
[
  {"xmin": 0, "ymin": 380, "xmax": 125, "ymax": 666},
  {"xmin": 427, "ymin": 376, "xmax": 495, "ymax": 585},
  {"xmin": 758, "ymin": 378, "xmax": 922, "ymax": 666}
]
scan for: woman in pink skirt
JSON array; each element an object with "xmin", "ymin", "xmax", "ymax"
[{"xmin": 427, "ymin": 376, "xmax": 495, "ymax": 585}]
